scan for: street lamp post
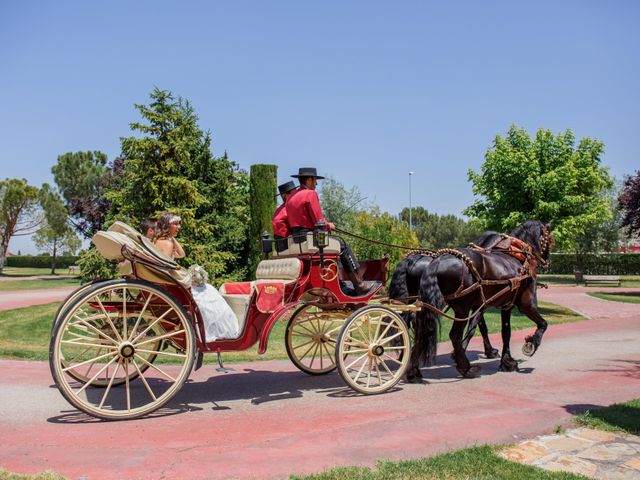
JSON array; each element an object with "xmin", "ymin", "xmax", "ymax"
[{"xmin": 409, "ymin": 171, "xmax": 414, "ymax": 230}]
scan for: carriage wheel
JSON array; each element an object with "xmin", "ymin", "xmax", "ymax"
[
  {"xmin": 49, "ymin": 279, "xmax": 195, "ymax": 420},
  {"xmin": 335, "ymin": 306, "xmax": 411, "ymax": 394},
  {"xmin": 51, "ymin": 280, "xmax": 159, "ymax": 387},
  {"xmin": 285, "ymin": 304, "xmax": 349, "ymax": 375}
]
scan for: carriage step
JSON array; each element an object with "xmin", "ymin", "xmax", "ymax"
[{"xmin": 216, "ymin": 351, "xmax": 235, "ymax": 373}]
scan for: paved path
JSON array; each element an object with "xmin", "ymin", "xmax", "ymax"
[
  {"xmin": 0, "ymin": 288, "xmax": 76, "ymax": 311},
  {"xmin": 0, "ymin": 275, "xmax": 78, "ymax": 282},
  {"xmin": 0, "ymin": 286, "xmax": 639, "ymax": 479}
]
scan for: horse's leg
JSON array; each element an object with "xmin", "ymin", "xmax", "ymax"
[
  {"xmin": 518, "ymin": 288, "xmax": 548, "ymax": 356},
  {"xmin": 478, "ymin": 316, "xmax": 499, "ymax": 358},
  {"xmin": 450, "ymin": 310, "xmax": 481, "ymax": 378},
  {"xmin": 499, "ymin": 308, "xmax": 519, "ymax": 372}
]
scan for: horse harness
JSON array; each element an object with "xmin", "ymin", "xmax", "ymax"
[{"xmin": 409, "ymin": 228, "xmax": 551, "ymax": 322}]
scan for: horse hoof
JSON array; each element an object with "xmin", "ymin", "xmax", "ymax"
[
  {"xmin": 522, "ymin": 341, "xmax": 537, "ymax": 357},
  {"xmin": 458, "ymin": 365, "xmax": 481, "ymax": 378},
  {"xmin": 405, "ymin": 371, "xmax": 424, "ymax": 384},
  {"xmin": 485, "ymin": 348, "xmax": 499, "ymax": 359},
  {"xmin": 499, "ymin": 360, "xmax": 519, "ymax": 372}
]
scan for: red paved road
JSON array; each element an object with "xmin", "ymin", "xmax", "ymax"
[
  {"xmin": 0, "ymin": 288, "xmax": 75, "ymax": 311},
  {"xmin": 0, "ymin": 286, "xmax": 639, "ymax": 479}
]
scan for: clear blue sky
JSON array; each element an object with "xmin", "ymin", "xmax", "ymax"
[{"xmin": 1, "ymin": 1, "xmax": 639, "ymax": 253}]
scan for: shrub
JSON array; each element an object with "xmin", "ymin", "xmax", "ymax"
[
  {"xmin": 76, "ymin": 248, "xmax": 117, "ymax": 282},
  {"xmin": 548, "ymin": 253, "xmax": 640, "ymax": 275},
  {"xmin": 5, "ymin": 255, "xmax": 79, "ymax": 269}
]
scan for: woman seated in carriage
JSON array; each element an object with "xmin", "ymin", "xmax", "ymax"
[{"xmin": 152, "ymin": 212, "xmax": 239, "ymax": 342}]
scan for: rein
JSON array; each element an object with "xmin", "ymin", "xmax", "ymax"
[{"xmin": 333, "ymin": 227, "xmax": 436, "ymax": 255}]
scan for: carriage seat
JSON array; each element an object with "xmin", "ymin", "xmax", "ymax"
[
  {"xmin": 92, "ymin": 226, "xmax": 192, "ymax": 289},
  {"xmin": 273, "ymin": 232, "xmax": 342, "ymax": 258},
  {"xmin": 219, "ymin": 258, "xmax": 302, "ymax": 326}
]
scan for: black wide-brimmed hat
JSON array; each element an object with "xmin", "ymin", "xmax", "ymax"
[
  {"xmin": 276, "ymin": 181, "xmax": 297, "ymax": 197},
  {"xmin": 291, "ymin": 167, "xmax": 325, "ymax": 179}
]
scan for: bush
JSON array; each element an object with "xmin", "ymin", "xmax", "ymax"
[
  {"xmin": 5, "ymin": 255, "xmax": 79, "ymax": 269},
  {"xmin": 549, "ymin": 253, "xmax": 640, "ymax": 275},
  {"xmin": 76, "ymin": 248, "xmax": 117, "ymax": 282}
]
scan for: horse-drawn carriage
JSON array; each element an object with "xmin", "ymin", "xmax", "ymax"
[{"xmin": 49, "ymin": 222, "xmax": 415, "ymax": 420}]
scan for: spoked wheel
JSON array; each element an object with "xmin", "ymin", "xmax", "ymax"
[
  {"xmin": 336, "ymin": 306, "xmax": 411, "ymax": 394},
  {"xmin": 285, "ymin": 304, "xmax": 349, "ymax": 375},
  {"xmin": 51, "ymin": 279, "xmax": 156, "ymax": 387},
  {"xmin": 49, "ymin": 279, "xmax": 195, "ymax": 420}
]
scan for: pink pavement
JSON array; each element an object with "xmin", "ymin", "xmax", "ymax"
[
  {"xmin": 0, "ymin": 288, "xmax": 76, "ymax": 311},
  {"xmin": 0, "ymin": 286, "xmax": 639, "ymax": 479}
]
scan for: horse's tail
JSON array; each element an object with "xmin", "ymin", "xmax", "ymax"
[
  {"xmin": 389, "ymin": 255, "xmax": 416, "ymax": 331},
  {"xmin": 414, "ymin": 262, "xmax": 445, "ymax": 367}
]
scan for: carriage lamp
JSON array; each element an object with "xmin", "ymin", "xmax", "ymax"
[
  {"xmin": 261, "ymin": 231, "xmax": 273, "ymax": 258},
  {"xmin": 314, "ymin": 220, "xmax": 329, "ymax": 249}
]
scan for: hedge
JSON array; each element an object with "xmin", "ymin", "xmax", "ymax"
[
  {"xmin": 5, "ymin": 255, "xmax": 80, "ymax": 269},
  {"xmin": 548, "ymin": 253, "xmax": 640, "ymax": 275}
]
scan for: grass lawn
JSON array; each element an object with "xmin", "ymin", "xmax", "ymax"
[
  {"xmin": 0, "ymin": 300, "xmax": 583, "ymax": 363},
  {"xmin": 574, "ymin": 398, "xmax": 640, "ymax": 434},
  {"xmin": 586, "ymin": 291, "xmax": 640, "ymax": 304},
  {"xmin": 0, "ymin": 278, "xmax": 81, "ymax": 292},
  {"xmin": 0, "ymin": 267, "xmax": 66, "ymax": 277}
]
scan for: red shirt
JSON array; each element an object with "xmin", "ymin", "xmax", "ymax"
[
  {"xmin": 272, "ymin": 203, "xmax": 290, "ymax": 237},
  {"xmin": 286, "ymin": 186, "xmax": 328, "ymax": 230}
]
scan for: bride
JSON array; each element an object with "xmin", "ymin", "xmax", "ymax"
[{"xmin": 153, "ymin": 212, "xmax": 239, "ymax": 342}]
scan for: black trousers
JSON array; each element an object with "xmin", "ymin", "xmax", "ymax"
[
  {"xmin": 291, "ymin": 227, "xmax": 360, "ymax": 274},
  {"xmin": 274, "ymin": 235, "xmax": 289, "ymax": 253}
]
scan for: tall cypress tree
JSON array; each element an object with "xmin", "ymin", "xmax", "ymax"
[{"xmin": 248, "ymin": 164, "xmax": 277, "ymax": 277}]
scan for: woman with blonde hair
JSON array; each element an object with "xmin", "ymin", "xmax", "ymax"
[
  {"xmin": 152, "ymin": 211, "xmax": 238, "ymax": 341},
  {"xmin": 153, "ymin": 212, "xmax": 186, "ymax": 260}
]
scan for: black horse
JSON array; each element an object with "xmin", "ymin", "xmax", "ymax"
[
  {"xmin": 406, "ymin": 220, "xmax": 553, "ymax": 383},
  {"xmin": 389, "ymin": 237, "xmax": 502, "ymax": 360}
]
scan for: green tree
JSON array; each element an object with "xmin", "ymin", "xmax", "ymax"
[
  {"xmin": 52, "ymin": 151, "xmax": 111, "ymax": 237},
  {"xmin": 0, "ymin": 178, "xmax": 42, "ymax": 273},
  {"xmin": 399, "ymin": 207, "xmax": 482, "ymax": 249},
  {"xmin": 106, "ymin": 88, "xmax": 249, "ymax": 283},
  {"xmin": 319, "ymin": 176, "xmax": 370, "ymax": 231},
  {"xmin": 248, "ymin": 164, "xmax": 277, "ymax": 277},
  {"xmin": 348, "ymin": 208, "xmax": 419, "ymax": 275},
  {"xmin": 34, "ymin": 185, "xmax": 81, "ymax": 273},
  {"xmin": 465, "ymin": 125, "xmax": 613, "ymax": 250}
]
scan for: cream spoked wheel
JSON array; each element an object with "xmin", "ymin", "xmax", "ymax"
[
  {"xmin": 52, "ymin": 280, "xmax": 159, "ymax": 387},
  {"xmin": 49, "ymin": 279, "xmax": 195, "ymax": 420},
  {"xmin": 285, "ymin": 304, "xmax": 349, "ymax": 375},
  {"xmin": 335, "ymin": 306, "xmax": 411, "ymax": 394}
]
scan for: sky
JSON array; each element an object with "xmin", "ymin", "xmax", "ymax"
[{"xmin": 1, "ymin": 1, "xmax": 639, "ymax": 254}]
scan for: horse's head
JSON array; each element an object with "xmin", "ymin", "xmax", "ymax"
[{"xmin": 510, "ymin": 220, "xmax": 554, "ymax": 267}]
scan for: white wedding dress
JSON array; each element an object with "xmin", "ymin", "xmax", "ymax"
[{"xmin": 191, "ymin": 283, "xmax": 240, "ymax": 343}]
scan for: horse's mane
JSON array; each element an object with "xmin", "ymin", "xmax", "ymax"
[{"xmin": 510, "ymin": 220, "xmax": 544, "ymax": 253}]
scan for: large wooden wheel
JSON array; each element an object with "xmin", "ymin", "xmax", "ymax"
[
  {"xmin": 51, "ymin": 280, "xmax": 158, "ymax": 387},
  {"xmin": 285, "ymin": 304, "xmax": 348, "ymax": 375},
  {"xmin": 49, "ymin": 279, "xmax": 195, "ymax": 420},
  {"xmin": 335, "ymin": 306, "xmax": 411, "ymax": 394}
]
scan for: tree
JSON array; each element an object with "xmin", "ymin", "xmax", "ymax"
[
  {"xmin": 465, "ymin": 125, "xmax": 613, "ymax": 250},
  {"xmin": 105, "ymin": 88, "xmax": 249, "ymax": 283},
  {"xmin": 247, "ymin": 164, "xmax": 277, "ymax": 277},
  {"xmin": 0, "ymin": 178, "xmax": 42, "ymax": 273},
  {"xmin": 399, "ymin": 207, "xmax": 482, "ymax": 249},
  {"xmin": 52, "ymin": 151, "xmax": 113, "ymax": 237},
  {"xmin": 619, "ymin": 170, "xmax": 640, "ymax": 238},
  {"xmin": 33, "ymin": 184, "xmax": 81, "ymax": 274},
  {"xmin": 318, "ymin": 176, "xmax": 371, "ymax": 231},
  {"xmin": 348, "ymin": 208, "xmax": 419, "ymax": 274}
]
